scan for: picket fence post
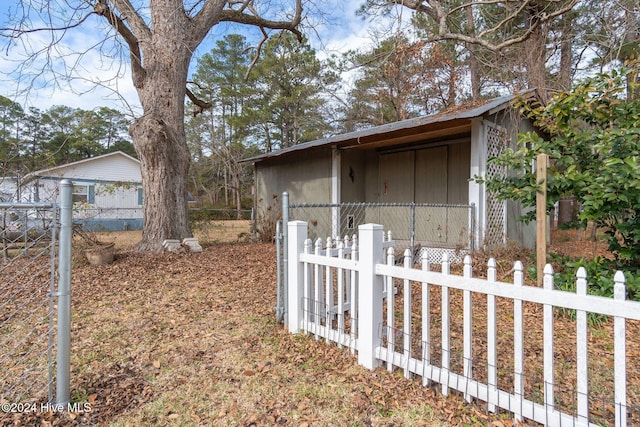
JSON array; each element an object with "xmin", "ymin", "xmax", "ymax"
[
  {"xmin": 614, "ymin": 271, "xmax": 627, "ymax": 427},
  {"xmin": 287, "ymin": 220, "xmax": 307, "ymax": 334},
  {"xmin": 357, "ymin": 223, "xmax": 385, "ymax": 369}
]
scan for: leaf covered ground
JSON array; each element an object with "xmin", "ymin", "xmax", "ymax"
[{"xmin": 2, "ymin": 224, "xmax": 638, "ymax": 426}]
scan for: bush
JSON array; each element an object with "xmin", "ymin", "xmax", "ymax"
[{"xmin": 551, "ymin": 255, "xmax": 640, "ymax": 301}]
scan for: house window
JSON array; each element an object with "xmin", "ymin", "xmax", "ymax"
[
  {"xmin": 137, "ymin": 188, "xmax": 143, "ymax": 205},
  {"xmin": 73, "ymin": 185, "xmax": 95, "ymax": 204}
]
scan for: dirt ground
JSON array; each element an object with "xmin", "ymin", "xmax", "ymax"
[
  {"xmin": 88, "ymin": 220, "xmax": 254, "ymax": 250},
  {"xmin": 2, "ymin": 225, "xmax": 638, "ymax": 426},
  {"xmin": 548, "ymin": 227, "xmax": 612, "ymax": 260}
]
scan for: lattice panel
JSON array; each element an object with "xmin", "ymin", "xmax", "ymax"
[
  {"xmin": 418, "ymin": 246, "xmax": 468, "ymax": 265},
  {"xmin": 485, "ymin": 123, "xmax": 507, "ymax": 246}
]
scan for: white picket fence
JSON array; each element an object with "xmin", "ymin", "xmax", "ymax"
[{"xmin": 286, "ymin": 221, "xmax": 640, "ymax": 427}]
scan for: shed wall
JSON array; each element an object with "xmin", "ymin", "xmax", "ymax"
[
  {"xmin": 255, "ymin": 148, "xmax": 332, "ymax": 211},
  {"xmin": 340, "ymin": 149, "xmax": 367, "ymax": 202},
  {"xmin": 487, "ymin": 110, "xmax": 537, "ymax": 248}
]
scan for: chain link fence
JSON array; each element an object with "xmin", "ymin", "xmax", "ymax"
[
  {"xmin": 73, "ymin": 207, "xmax": 143, "ymax": 231},
  {"xmin": 188, "ymin": 207, "xmax": 253, "ymax": 221},
  {"xmin": 1, "ymin": 181, "xmax": 73, "ymax": 412},
  {"xmin": 275, "ymin": 193, "xmax": 475, "ymax": 323},
  {"xmin": 288, "ymin": 201, "xmax": 475, "ymax": 263},
  {"xmin": 1, "ymin": 203, "xmax": 58, "ymax": 406}
]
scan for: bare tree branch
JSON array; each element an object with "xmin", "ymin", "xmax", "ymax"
[
  {"xmin": 244, "ymin": 26, "xmax": 268, "ymax": 80},
  {"xmin": 185, "ymin": 86, "xmax": 212, "ymax": 116},
  {"xmin": 190, "ymin": 0, "xmax": 230, "ymax": 48},
  {"xmin": 94, "ymin": 0, "xmax": 147, "ymax": 87},
  {"xmin": 219, "ymin": 1, "xmax": 303, "ymax": 41},
  {"xmin": 381, "ymin": 0, "xmax": 580, "ymax": 52},
  {"xmin": 0, "ymin": 13, "xmax": 94, "ymax": 36},
  {"xmin": 108, "ymin": 0, "xmax": 152, "ymax": 40}
]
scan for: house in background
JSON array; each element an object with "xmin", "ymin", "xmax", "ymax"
[
  {"xmin": 243, "ymin": 93, "xmax": 541, "ymax": 250},
  {"xmin": 0, "ymin": 177, "xmax": 18, "ymax": 202},
  {"xmin": 20, "ymin": 151, "xmax": 144, "ymax": 231}
]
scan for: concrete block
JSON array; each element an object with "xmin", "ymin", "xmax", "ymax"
[
  {"xmin": 182, "ymin": 237, "xmax": 202, "ymax": 253},
  {"xmin": 162, "ymin": 239, "xmax": 185, "ymax": 253}
]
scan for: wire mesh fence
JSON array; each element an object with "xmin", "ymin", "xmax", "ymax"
[
  {"xmin": 1, "ymin": 181, "xmax": 73, "ymax": 415},
  {"xmin": 288, "ymin": 202, "xmax": 475, "ymax": 263},
  {"xmin": 275, "ymin": 197, "xmax": 476, "ymax": 324},
  {"xmin": 0, "ymin": 203, "xmax": 58, "ymax": 405},
  {"xmin": 72, "ymin": 207, "xmax": 143, "ymax": 231},
  {"xmin": 188, "ymin": 207, "xmax": 253, "ymax": 221}
]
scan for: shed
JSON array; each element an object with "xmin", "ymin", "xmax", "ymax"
[
  {"xmin": 243, "ymin": 93, "xmax": 541, "ymax": 250},
  {"xmin": 21, "ymin": 151, "xmax": 144, "ymax": 231}
]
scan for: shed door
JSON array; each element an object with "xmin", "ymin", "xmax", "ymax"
[
  {"xmin": 375, "ymin": 151, "xmax": 415, "ymax": 238},
  {"xmin": 415, "ymin": 146, "xmax": 448, "ymax": 244},
  {"xmin": 415, "ymin": 146, "xmax": 447, "ymax": 203},
  {"xmin": 379, "ymin": 150, "xmax": 414, "ymax": 202},
  {"xmin": 378, "ymin": 142, "xmax": 470, "ymax": 246}
]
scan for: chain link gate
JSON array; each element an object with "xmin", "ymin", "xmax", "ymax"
[{"xmin": 0, "ymin": 180, "xmax": 73, "ymax": 413}]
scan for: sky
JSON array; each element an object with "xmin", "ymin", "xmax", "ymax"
[{"xmin": 0, "ymin": 1, "xmax": 403, "ymax": 116}]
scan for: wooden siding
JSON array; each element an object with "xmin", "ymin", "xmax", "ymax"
[{"xmin": 41, "ymin": 153, "xmax": 141, "ymax": 182}]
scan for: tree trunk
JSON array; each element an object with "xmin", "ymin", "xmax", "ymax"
[
  {"xmin": 234, "ymin": 173, "xmax": 242, "ymax": 220},
  {"xmin": 466, "ymin": 6, "xmax": 481, "ymax": 101},
  {"xmin": 131, "ymin": 117, "xmax": 192, "ymax": 251},
  {"xmin": 524, "ymin": 4, "xmax": 549, "ymax": 100},
  {"xmin": 558, "ymin": 14, "xmax": 573, "ymax": 91},
  {"xmin": 224, "ymin": 168, "xmax": 229, "ymax": 206},
  {"xmin": 621, "ymin": 2, "xmax": 640, "ymax": 101},
  {"xmin": 130, "ymin": 34, "xmax": 193, "ymax": 252}
]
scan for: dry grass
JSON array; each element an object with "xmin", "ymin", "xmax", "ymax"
[
  {"xmin": 3, "ymin": 225, "xmax": 636, "ymax": 426},
  {"xmin": 5, "ymin": 234, "xmax": 497, "ymax": 426},
  {"xmin": 89, "ymin": 220, "xmax": 253, "ymax": 251}
]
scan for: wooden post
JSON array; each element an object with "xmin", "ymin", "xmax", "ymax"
[{"xmin": 536, "ymin": 153, "xmax": 548, "ymax": 286}]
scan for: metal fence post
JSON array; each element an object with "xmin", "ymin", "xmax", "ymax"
[
  {"xmin": 48, "ymin": 203, "xmax": 59, "ymax": 403},
  {"xmin": 249, "ymin": 207, "xmax": 255, "ymax": 238},
  {"xmin": 410, "ymin": 203, "xmax": 415, "ymax": 258},
  {"xmin": 56, "ymin": 179, "xmax": 72, "ymax": 406},
  {"xmin": 282, "ymin": 192, "xmax": 289, "ymax": 326},
  {"xmin": 470, "ymin": 203, "xmax": 476, "ymax": 252},
  {"xmin": 275, "ymin": 220, "xmax": 284, "ymax": 323}
]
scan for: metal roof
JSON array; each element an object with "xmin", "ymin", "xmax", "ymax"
[{"xmin": 242, "ymin": 93, "xmax": 527, "ymax": 163}]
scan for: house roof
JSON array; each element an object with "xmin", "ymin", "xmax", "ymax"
[
  {"xmin": 242, "ymin": 92, "xmax": 535, "ymax": 164},
  {"xmin": 22, "ymin": 151, "xmax": 140, "ymax": 184}
]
